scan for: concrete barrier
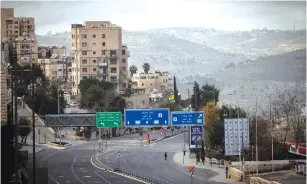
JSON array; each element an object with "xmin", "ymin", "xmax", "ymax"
[
  {"xmin": 229, "ymin": 167, "xmax": 243, "ymax": 181},
  {"xmin": 249, "ymin": 177, "xmax": 281, "ymax": 184}
]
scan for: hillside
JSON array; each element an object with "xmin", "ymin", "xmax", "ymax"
[
  {"xmin": 36, "ymin": 28, "xmax": 306, "ymax": 109},
  {"xmin": 151, "ymin": 28, "xmax": 306, "ymax": 59}
]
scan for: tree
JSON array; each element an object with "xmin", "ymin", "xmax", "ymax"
[
  {"xmin": 79, "ymin": 78, "xmax": 101, "ymax": 95},
  {"xmin": 142, "ymin": 63, "xmax": 150, "ymax": 74},
  {"xmin": 173, "ymin": 76, "xmax": 179, "ymax": 105},
  {"xmin": 202, "ymin": 101, "xmax": 220, "ymax": 149},
  {"xmin": 81, "ymin": 85, "xmax": 107, "ymax": 111},
  {"xmin": 17, "ymin": 117, "xmax": 31, "ymax": 145},
  {"xmin": 159, "ymin": 102, "xmax": 182, "ymax": 112},
  {"xmin": 191, "ymin": 82, "xmax": 201, "ymax": 110},
  {"xmin": 129, "ymin": 65, "xmax": 138, "ymax": 77},
  {"xmin": 201, "ymin": 83, "xmax": 220, "ymax": 106},
  {"xmin": 273, "ymin": 90, "xmax": 298, "ymax": 143}
]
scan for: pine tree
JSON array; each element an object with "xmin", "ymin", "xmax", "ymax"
[
  {"xmin": 173, "ymin": 76, "xmax": 179, "ymax": 105},
  {"xmin": 192, "ymin": 82, "xmax": 201, "ymax": 110}
]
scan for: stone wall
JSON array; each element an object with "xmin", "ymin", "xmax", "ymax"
[
  {"xmin": 250, "ymin": 177, "xmax": 281, "ymax": 184},
  {"xmin": 229, "ymin": 167, "xmax": 243, "ymax": 181}
]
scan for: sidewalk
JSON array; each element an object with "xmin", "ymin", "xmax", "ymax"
[
  {"xmin": 20, "ymin": 144, "xmax": 44, "ymax": 154},
  {"xmin": 173, "ymin": 152, "xmax": 242, "ymax": 184}
]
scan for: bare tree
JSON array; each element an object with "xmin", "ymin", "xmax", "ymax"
[
  {"xmin": 290, "ymin": 100, "xmax": 306, "ymax": 142},
  {"xmin": 273, "ymin": 89, "xmax": 298, "ymax": 143}
]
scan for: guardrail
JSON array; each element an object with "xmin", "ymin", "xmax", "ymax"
[{"xmin": 114, "ymin": 169, "xmax": 166, "ymax": 184}]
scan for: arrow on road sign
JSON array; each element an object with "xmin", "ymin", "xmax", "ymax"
[
  {"xmin": 101, "ymin": 123, "xmax": 105, "ymax": 126},
  {"xmin": 114, "ymin": 122, "xmax": 118, "ymax": 126},
  {"xmin": 198, "ymin": 114, "xmax": 202, "ymax": 118},
  {"xmin": 127, "ymin": 121, "xmax": 130, "ymax": 125}
]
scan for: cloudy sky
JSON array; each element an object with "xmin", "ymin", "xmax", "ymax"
[{"xmin": 1, "ymin": 0, "xmax": 306, "ymax": 35}]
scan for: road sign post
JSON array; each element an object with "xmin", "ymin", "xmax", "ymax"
[
  {"xmin": 96, "ymin": 112, "xmax": 122, "ymax": 128},
  {"xmin": 188, "ymin": 166, "xmax": 195, "ymax": 184},
  {"xmin": 124, "ymin": 109, "xmax": 170, "ymax": 127}
]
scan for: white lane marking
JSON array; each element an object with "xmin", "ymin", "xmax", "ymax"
[
  {"xmin": 71, "ymin": 157, "xmax": 86, "ymax": 184},
  {"xmin": 48, "ymin": 176, "xmax": 59, "ymax": 184},
  {"xmin": 153, "ymin": 133, "xmax": 183, "ymax": 145},
  {"xmin": 83, "ymin": 176, "xmax": 92, "ymax": 178},
  {"xmin": 94, "ymin": 171, "xmax": 112, "ymax": 184},
  {"xmin": 59, "ymin": 176, "xmax": 64, "ymax": 178}
]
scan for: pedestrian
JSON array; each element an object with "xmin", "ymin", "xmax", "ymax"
[{"xmin": 226, "ymin": 165, "xmax": 229, "ymax": 178}]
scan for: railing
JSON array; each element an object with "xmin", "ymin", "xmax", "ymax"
[{"xmin": 115, "ymin": 169, "xmax": 166, "ymax": 184}]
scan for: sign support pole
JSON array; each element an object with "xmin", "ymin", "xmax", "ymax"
[{"xmin": 190, "ymin": 173, "xmax": 193, "ymax": 184}]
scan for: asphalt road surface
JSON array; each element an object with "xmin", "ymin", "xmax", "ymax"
[
  {"xmin": 103, "ymin": 133, "xmax": 226, "ymax": 184},
  {"xmin": 28, "ymin": 133, "xmax": 148, "ymax": 184}
]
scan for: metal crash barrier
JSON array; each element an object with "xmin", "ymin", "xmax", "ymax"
[{"xmin": 117, "ymin": 169, "xmax": 166, "ymax": 184}]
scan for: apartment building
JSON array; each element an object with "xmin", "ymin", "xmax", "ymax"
[
  {"xmin": 0, "ymin": 8, "xmax": 38, "ymax": 65},
  {"xmin": 131, "ymin": 71, "xmax": 173, "ymax": 94},
  {"xmin": 1, "ymin": 43, "xmax": 8, "ymax": 124},
  {"xmin": 38, "ymin": 56, "xmax": 69, "ymax": 82},
  {"xmin": 70, "ymin": 21, "xmax": 129, "ymax": 95}
]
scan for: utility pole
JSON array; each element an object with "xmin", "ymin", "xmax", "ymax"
[
  {"xmin": 31, "ymin": 63, "xmax": 36, "ymax": 184},
  {"xmin": 194, "ymin": 83, "xmax": 199, "ymax": 164},
  {"xmin": 237, "ymin": 100, "xmax": 242, "ymax": 171},
  {"xmin": 255, "ymin": 97, "xmax": 258, "ymax": 175},
  {"xmin": 270, "ymin": 94, "xmax": 274, "ymax": 172}
]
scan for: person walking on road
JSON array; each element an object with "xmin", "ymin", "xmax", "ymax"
[{"xmin": 164, "ymin": 152, "xmax": 167, "ymax": 160}]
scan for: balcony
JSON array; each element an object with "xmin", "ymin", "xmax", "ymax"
[
  {"xmin": 126, "ymin": 51, "xmax": 130, "ymax": 57},
  {"xmin": 98, "ymin": 69, "xmax": 108, "ymax": 76},
  {"xmin": 98, "ymin": 62, "xmax": 107, "ymax": 67}
]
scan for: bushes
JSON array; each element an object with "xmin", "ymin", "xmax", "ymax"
[{"xmin": 75, "ymin": 130, "xmax": 83, "ymax": 137}]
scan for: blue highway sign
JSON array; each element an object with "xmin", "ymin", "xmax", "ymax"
[
  {"xmin": 124, "ymin": 109, "xmax": 170, "ymax": 127},
  {"xmin": 171, "ymin": 111, "xmax": 205, "ymax": 126}
]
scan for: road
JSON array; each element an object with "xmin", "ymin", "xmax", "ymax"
[
  {"xmin": 27, "ymin": 133, "xmax": 151, "ymax": 184},
  {"xmin": 102, "ymin": 133, "xmax": 226, "ymax": 184}
]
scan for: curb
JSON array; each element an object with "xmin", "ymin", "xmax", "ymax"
[
  {"xmin": 47, "ymin": 142, "xmax": 72, "ymax": 149},
  {"xmin": 90, "ymin": 155, "xmax": 149, "ymax": 184}
]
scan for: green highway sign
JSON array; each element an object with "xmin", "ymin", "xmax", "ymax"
[{"xmin": 96, "ymin": 112, "xmax": 122, "ymax": 128}]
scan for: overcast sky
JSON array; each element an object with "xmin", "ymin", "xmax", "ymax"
[{"xmin": 1, "ymin": 0, "xmax": 306, "ymax": 35}]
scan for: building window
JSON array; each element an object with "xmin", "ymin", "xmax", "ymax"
[
  {"xmin": 102, "ymin": 42, "xmax": 105, "ymax": 46},
  {"xmin": 82, "ymin": 76, "xmax": 87, "ymax": 79},
  {"xmin": 150, "ymin": 83, "xmax": 153, "ymax": 86},
  {"xmin": 93, "ymin": 34, "xmax": 96, "ymax": 38},
  {"xmin": 101, "ymin": 50, "xmax": 105, "ymax": 55},
  {"xmin": 110, "ymin": 76, "xmax": 117, "ymax": 81},
  {"xmin": 82, "ymin": 51, "xmax": 87, "ymax": 55},
  {"xmin": 82, "ymin": 42, "xmax": 87, "ymax": 47},
  {"xmin": 68, "ymin": 68, "xmax": 72, "ymax": 72},
  {"xmin": 93, "ymin": 51, "xmax": 96, "ymax": 55},
  {"xmin": 122, "ymin": 50, "xmax": 126, "ymax": 55},
  {"xmin": 92, "ymin": 43, "xmax": 96, "ymax": 46},
  {"xmin": 82, "ymin": 59, "xmax": 87, "ymax": 64},
  {"xmin": 122, "ymin": 67, "xmax": 126, "ymax": 71},
  {"xmin": 110, "ymin": 67, "xmax": 117, "ymax": 73},
  {"xmin": 122, "ymin": 59, "xmax": 126, "ymax": 63},
  {"xmin": 93, "ymin": 68, "xmax": 96, "ymax": 72},
  {"xmin": 14, "ymin": 21, "xmax": 18, "ymax": 24},
  {"xmin": 82, "ymin": 34, "xmax": 87, "ymax": 38},
  {"xmin": 110, "ymin": 59, "xmax": 117, "ymax": 65},
  {"xmin": 82, "ymin": 68, "xmax": 87, "ymax": 72},
  {"xmin": 142, "ymin": 83, "xmax": 144, "ymax": 86},
  {"xmin": 93, "ymin": 60, "xmax": 96, "ymax": 63},
  {"xmin": 102, "ymin": 34, "xmax": 105, "ymax": 38},
  {"xmin": 140, "ymin": 76, "xmax": 146, "ymax": 79}
]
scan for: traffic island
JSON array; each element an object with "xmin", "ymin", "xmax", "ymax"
[{"xmin": 47, "ymin": 141, "xmax": 71, "ymax": 149}]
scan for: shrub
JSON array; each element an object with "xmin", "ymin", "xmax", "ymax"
[{"xmin": 75, "ymin": 130, "xmax": 83, "ymax": 137}]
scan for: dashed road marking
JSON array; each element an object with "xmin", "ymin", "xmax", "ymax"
[
  {"xmin": 48, "ymin": 176, "xmax": 59, "ymax": 184},
  {"xmin": 83, "ymin": 176, "xmax": 92, "ymax": 178},
  {"xmin": 94, "ymin": 171, "xmax": 112, "ymax": 184}
]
